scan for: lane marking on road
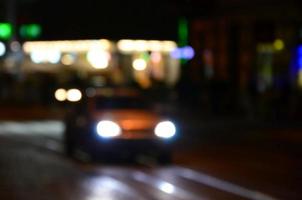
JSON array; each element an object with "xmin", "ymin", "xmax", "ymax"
[
  {"xmin": 84, "ymin": 175, "xmax": 148, "ymax": 200},
  {"xmin": 131, "ymin": 171, "xmax": 206, "ymax": 200},
  {"xmin": 171, "ymin": 166, "xmax": 278, "ymax": 200}
]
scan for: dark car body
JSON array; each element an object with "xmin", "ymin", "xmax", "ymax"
[{"xmin": 64, "ymin": 88, "xmax": 176, "ymax": 163}]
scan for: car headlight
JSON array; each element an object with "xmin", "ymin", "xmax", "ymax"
[
  {"xmin": 154, "ymin": 121, "xmax": 176, "ymax": 139},
  {"xmin": 66, "ymin": 88, "xmax": 82, "ymax": 102},
  {"xmin": 96, "ymin": 120, "xmax": 121, "ymax": 138}
]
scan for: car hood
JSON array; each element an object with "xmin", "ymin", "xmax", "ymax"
[{"xmin": 92, "ymin": 109, "xmax": 161, "ymax": 131}]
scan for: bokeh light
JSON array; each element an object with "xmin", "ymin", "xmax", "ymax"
[
  {"xmin": 67, "ymin": 89, "xmax": 82, "ymax": 102},
  {"xmin": 0, "ymin": 42, "xmax": 6, "ymax": 56},
  {"xmin": 132, "ymin": 58, "xmax": 147, "ymax": 71},
  {"xmin": 87, "ymin": 49, "xmax": 110, "ymax": 69},
  {"xmin": 54, "ymin": 89, "xmax": 67, "ymax": 101}
]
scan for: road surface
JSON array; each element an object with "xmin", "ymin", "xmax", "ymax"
[{"xmin": 0, "ymin": 120, "xmax": 301, "ymax": 200}]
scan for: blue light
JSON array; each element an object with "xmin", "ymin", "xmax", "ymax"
[
  {"xmin": 170, "ymin": 46, "xmax": 195, "ymax": 60},
  {"xmin": 182, "ymin": 46, "xmax": 195, "ymax": 59},
  {"xmin": 298, "ymin": 45, "xmax": 302, "ymax": 56},
  {"xmin": 298, "ymin": 57, "xmax": 302, "ymax": 68}
]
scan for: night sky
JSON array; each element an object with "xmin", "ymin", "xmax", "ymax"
[
  {"xmin": 2, "ymin": 0, "xmax": 301, "ymax": 41},
  {"xmin": 16, "ymin": 0, "xmax": 187, "ymax": 41}
]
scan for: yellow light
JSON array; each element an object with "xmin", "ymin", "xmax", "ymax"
[
  {"xmin": 149, "ymin": 40, "xmax": 162, "ymax": 51},
  {"xmin": 117, "ymin": 40, "xmax": 134, "ymax": 52},
  {"xmin": 298, "ymin": 70, "xmax": 302, "ymax": 87},
  {"xmin": 54, "ymin": 89, "xmax": 67, "ymax": 101},
  {"xmin": 23, "ymin": 39, "xmax": 112, "ymax": 53},
  {"xmin": 61, "ymin": 54, "xmax": 75, "ymax": 65},
  {"xmin": 87, "ymin": 49, "xmax": 110, "ymax": 69},
  {"xmin": 134, "ymin": 40, "xmax": 148, "ymax": 51},
  {"xmin": 162, "ymin": 41, "xmax": 177, "ymax": 52},
  {"xmin": 132, "ymin": 58, "xmax": 147, "ymax": 71},
  {"xmin": 273, "ymin": 39, "xmax": 284, "ymax": 51},
  {"xmin": 67, "ymin": 89, "xmax": 82, "ymax": 102}
]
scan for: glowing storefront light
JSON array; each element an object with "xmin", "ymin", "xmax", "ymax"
[
  {"xmin": 162, "ymin": 41, "xmax": 178, "ymax": 52},
  {"xmin": 87, "ymin": 49, "xmax": 110, "ymax": 69},
  {"xmin": 30, "ymin": 51, "xmax": 44, "ymax": 63},
  {"xmin": 149, "ymin": 40, "xmax": 162, "ymax": 51},
  {"xmin": 23, "ymin": 39, "xmax": 112, "ymax": 53},
  {"xmin": 0, "ymin": 42, "xmax": 6, "ymax": 56},
  {"xmin": 30, "ymin": 50, "xmax": 61, "ymax": 64},
  {"xmin": 117, "ymin": 40, "xmax": 134, "ymax": 52},
  {"xmin": 132, "ymin": 58, "xmax": 147, "ymax": 71},
  {"xmin": 48, "ymin": 51, "xmax": 61, "ymax": 64},
  {"xmin": 135, "ymin": 40, "xmax": 148, "ymax": 51},
  {"xmin": 61, "ymin": 54, "xmax": 75, "ymax": 65},
  {"xmin": 117, "ymin": 39, "xmax": 177, "ymax": 52}
]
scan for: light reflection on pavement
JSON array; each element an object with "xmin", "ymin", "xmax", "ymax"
[{"xmin": 0, "ymin": 121, "xmax": 280, "ymax": 200}]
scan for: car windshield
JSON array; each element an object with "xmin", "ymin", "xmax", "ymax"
[{"xmin": 95, "ymin": 96, "xmax": 150, "ymax": 110}]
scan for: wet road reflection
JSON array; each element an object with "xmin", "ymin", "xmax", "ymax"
[{"xmin": 0, "ymin": 121, "xmax": 292, "ymax": 200}]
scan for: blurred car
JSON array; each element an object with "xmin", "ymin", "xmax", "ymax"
[{"xmin": 63, "ymin": 88, "xmax": 177, "ymax": 163}]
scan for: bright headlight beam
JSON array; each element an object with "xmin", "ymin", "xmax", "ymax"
[
  {"xmin": 154, "ymin": 121, "xmax": 176, "ymax": 139},
  {"xmin": 54, "ymin": 88, "xmax": 67, "ymax": 101},
  {"xmin": 96, "ymin": 120, "xmax": 121, "ymax": 138},
  {"xmin": 66, "ymin": 89, "xmax": 82, "ymax": 102}
]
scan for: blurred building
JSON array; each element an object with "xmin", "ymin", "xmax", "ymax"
[
  {"xmin": 20, "ymin": 39, "xmax": 180, "ymax": 88},
  {"xmin": 188, "ymin": 0, "xmax": 302, "ymax": 118},
  {"xmin": 0, "ymin": 39, "xmax": 180, "ymax": 106}
]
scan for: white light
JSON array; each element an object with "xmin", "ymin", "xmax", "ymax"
[
  {"xmin": 154, "ymin": 121, "xmax": 176, "ymax": 139},
  {"xmin": 66, "ymin": 89, "xmax": 82, "ymax": 102},
  {"xmin": 96, "ymin": 120, "xmax": 121, "ymax": 138},
  {"xmin": 87, "ymin": 49, "xmax": 110, "ymax": 69},
  {"xmin": 159, "ymin": 182, "xmax": 175, "ymax": 194},
  {"xmin": 117, "ymin": 40, "xmax": 177, "ymax": 52},
  {"xmin": 30, "ymin": 51, "xmax": 44, "ymax": 63},
  {"xmin": 0, "ymin": 42, "xmax": 6, "ymax": 56},
  {"xmin": 54, "ymin": 88, "xmax": 67, "ymax": 101},
  {"xmin": 117, "ymin": 40, "xmax": 135, "ymax": 52},
  {"xmin": 48, "ymin": 51, "xmax": 61, "ymax": 64},
  {"xmin": 132, "ymin": 58, "xmax": 147, "ymax": 71},
  {"xmin": 30, "ymin": 50, "xmax": 61, "ymax": 64}
]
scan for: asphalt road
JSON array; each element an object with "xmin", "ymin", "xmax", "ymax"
[{"xmin": 0, "ymin": 120, "xmax": 301, "ymax": 200}]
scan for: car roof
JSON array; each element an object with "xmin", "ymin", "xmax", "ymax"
[{"xmin": 86, "ymin": 87, "xmax": 141, "ymax": 99}]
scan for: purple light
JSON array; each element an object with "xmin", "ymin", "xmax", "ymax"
[
  {"xmin": 182, "ymin": 46, "xmax": 195, "ymax": 60},
  {"xmin": 170, "ymin": 46, "xmax": 195, "ymax": 60},
  {"xmin": 170, "ymin": 48, "xmax": 182, "ymax": 59}
]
